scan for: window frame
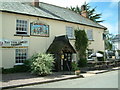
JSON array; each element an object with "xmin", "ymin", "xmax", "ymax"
[
  {"xmin": 16, "ymin": 19, "xmax": 28, "ymax": 35},
  {"xmin": 87, "ymin": 30, "xmax": 93, "ymax": 40},
  {"xmin": 66, "ymin": 26, "xmax": 74, "ymax": 39},
  {"xmin": 15, "ymin": 48, "xmax": 28, "ymax": 65}
]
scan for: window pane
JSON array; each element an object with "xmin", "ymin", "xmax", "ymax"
[
  {"xmin": 66, "ymin": 27, "xmax": 73, "ymax": 38},
  {"xmin": 87, "ymin": 30, "xmax": 93, "ymax": 40},
  {"xmin": 15, "ymin": 49, "xmax": 27, "ymax": 64},
  {"xmin": 16, "ymin": 20, "xmax": 28, "ymax": 34}
]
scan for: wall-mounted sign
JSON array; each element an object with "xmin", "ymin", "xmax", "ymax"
[
  {"xmin": 30, "ymin": 23, "xmax": 49, "ymax": 36},
  {"xmin": 0, "ymin": 39, "xmax": 29, "ymax": 47}
]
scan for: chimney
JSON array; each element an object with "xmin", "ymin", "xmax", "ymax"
[
  {"xmin": 31, "ymin": 0, "xmax": 39, "ymax": 7},
  {"xmin": 81, "ymin": 5, "xmax": 88, "ymax": 18}
]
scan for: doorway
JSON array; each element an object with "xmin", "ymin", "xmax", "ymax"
[{"xmin": 62, "ymin": 52, "xmax": 72, "ymax": 71}]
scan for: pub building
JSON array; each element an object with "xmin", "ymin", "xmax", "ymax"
[{"xmin": 0, "ymin": 0, "xmax": 107, "ymax": 71}]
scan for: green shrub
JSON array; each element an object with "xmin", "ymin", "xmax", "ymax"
[
  {"xmin": 2, "ymin": 65, "xmax": 29, "ymax": 74},
  {"xmin": 71, "ymin": 61, "xmax": 79, "ymax": 71},
  {"xmin": 2, "ymin": 68, "xmax": 14, "ymax": 74},
  {"xmin": 30, "ymin": 53, "xmax": 54, "ymax": 76},
  {"xmin": 13, "ymin": 65, "xmax": 29, "ymax": 72},
  {"xmin": 78, "ymin": 58, "xmax": 87, "ymax": 68}
]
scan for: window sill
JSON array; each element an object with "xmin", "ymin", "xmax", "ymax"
[
  {"xmin": 14, "ymin": 34, "xmax": 30, "ymax": 37},
  {"xmin": 30, "ymin": 35, "xmax": 49, "ymax": 37},
  {"xmin": 68, "ymin": 37, "xmax": 75, "ymax": 40},
  {"xmin": 88, "ymin": 39, "xmax": 94, "ymax": 41},
  {"xmin": 14, "ymin": 63, "xmax": 24, "ymax": 65}
]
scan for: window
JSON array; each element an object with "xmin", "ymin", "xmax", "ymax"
[
  {"xmin": 66, "ymin": 27, "xmax": 74, "ymax": 38},
  {"xmin": 15, "ymin": 49, "xmax": 27, "ymax": 64},
  {"xmin": 87, "ymin": 30, "xmax": 93, "ymax": 40},
  {"xmin": 87, "ymin": 49, "xmax": 93, "ymax": 59},
  {"xmin": 16, "ymin": 20, "xmax": 28, "ymax": 34}
]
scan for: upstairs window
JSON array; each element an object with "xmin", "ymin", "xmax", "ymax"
[
  {"xmin": 66, "ymin": 27, "xmax": 74, "ymax": 39},
  {"xmin": 16, "ymin": 20, "xmax": 28, "ymax": 34},
  {"xmin": 87, "ymin": 30, "xmax": 93, "ymax": 40}
]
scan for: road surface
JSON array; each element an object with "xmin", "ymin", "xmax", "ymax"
[{"xmin": 19, "ymin": 70, "xmax": 119, "ymax": 88}]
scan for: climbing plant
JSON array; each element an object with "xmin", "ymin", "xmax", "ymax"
[{"xmin": 74, "ymin": 28, "xmax": 88, "ymax": 67}]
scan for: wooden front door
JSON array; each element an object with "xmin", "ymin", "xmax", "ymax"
[{"xmin": 63, "ymin": 52, "xmax": 72, "ymax": 71}]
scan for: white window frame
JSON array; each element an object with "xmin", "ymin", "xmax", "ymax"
[
  {"xmin": 87, "ymin": 30, "xmax": 93, "ymax": 40},
  {"xmin": 66, "ymin": 26, "xmax": 74, "ymax": 39},
  {"xmin": 15, "ymin": 49, "xmax": 27, "ymax": 65},
  {"xmin": 16, "ymin": 19, "xmax": 28, "ymax": 35}
]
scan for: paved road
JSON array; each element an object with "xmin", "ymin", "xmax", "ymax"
[{"xmin": 19, "ymin": 70, "xmax": 119, "ymax": 88}]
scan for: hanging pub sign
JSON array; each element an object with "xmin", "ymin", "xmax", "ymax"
[
  {"xmin": 0, "ymin": 39, "xmax": 29, "ymax": 48},
  {"xmin": 30, "ymin": 22, "xmax": 49, "ymax": 36}
]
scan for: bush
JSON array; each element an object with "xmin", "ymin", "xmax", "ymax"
[
  {"xmin": 78, "ymin": 58, "xmax": 87, "ymax": 68},
  {"xmin": 30, "ymin": 53, "xmax": 54, "ymax": 76},
  {"xmin": 2, "ymin": 65, "xmax": 29, "ymax": 74},
  {"xmin": 71, "ymin": 61, "xmax": 79, "ymax": 71}
]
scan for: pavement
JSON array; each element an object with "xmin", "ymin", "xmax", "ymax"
[{"xmin": 1, "ymin": 67, "xmax": 120, "ymax": 89}]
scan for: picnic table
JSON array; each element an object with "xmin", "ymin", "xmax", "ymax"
[{"xmin": 87, "ymin": 60, "xmax": 120, "ymax": 69}]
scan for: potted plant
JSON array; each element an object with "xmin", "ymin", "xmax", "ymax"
[
  {"xmin": 75, "ymin": 69, "xmax": 80, "ymax": 76},
  {"xmin": 72, "ymin": 61, "xmax": 80, "ymax": 76}
]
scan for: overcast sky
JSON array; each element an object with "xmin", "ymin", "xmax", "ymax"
[{"xmin": 0, "ymin": 0, "xmax": 119, "ymax": 35}]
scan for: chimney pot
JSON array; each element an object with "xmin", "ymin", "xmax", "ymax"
[
  {"xmin": 81, "ymin": 5, "xmax": 88, "ymax": 18},
  {"xmin": 32, "ymin": 0, "xmax": 39, "ymax": 7}
]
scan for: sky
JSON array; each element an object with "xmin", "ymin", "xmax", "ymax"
[
  {"xmin": 0, "ymin": 0, "xmax": 119, "ymax": 35},
  {"xmin": 38, "ymin": 0, "xmax": 119, "ymax": 35}
]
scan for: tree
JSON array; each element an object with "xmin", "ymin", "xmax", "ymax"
[
  {"xmin": 104, "ymin": 31, "xmax": 114, "ymax": 50},
  {"xmin": 74, "ymin": 28, "xmax": 88, "ymax": 67},
  {"xmin": 68, "ymin": 6, "xmax": 81, "ymax": 15},
  {"xmin": 68, "ymin": 2, "xmax": 104, "ymax": 23}
]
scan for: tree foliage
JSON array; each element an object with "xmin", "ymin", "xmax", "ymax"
[
  {"xmin": 68, "ymin": 2, "xmax": 104, "ymax": 23},
  {"xmin": 104, "ymin": 31, "xmax": 114, "ymax": 50}
]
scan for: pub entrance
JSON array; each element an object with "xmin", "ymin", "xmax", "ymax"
[
  {"xmin": 61, "ymin": 52, "xmax": 72, "ymax": 71},
  {"xmin": 47, "ymin": 35, "xmax": 76, "ymax": 71}
]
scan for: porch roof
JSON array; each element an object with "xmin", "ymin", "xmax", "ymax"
[{"xmin": 47, "ymin": 35, "xmax": 76, "ymax": 53}]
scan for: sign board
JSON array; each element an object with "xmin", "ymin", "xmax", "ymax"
[
  {"xmin": 0, "ymin": 39, "xmax": 29, "ymax": 47},
  {"xmin": 30, "ymin": 23, "xmax": 49, "ymax": 36}
]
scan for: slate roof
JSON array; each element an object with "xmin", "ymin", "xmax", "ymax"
[{"xmin": 0, "ymin": 2, "xmax": 107, "ymax": 29}]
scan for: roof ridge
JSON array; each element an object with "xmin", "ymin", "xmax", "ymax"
[{"xmin": 40, "ymin": 2, "xmax": 69, "ymax": 10}]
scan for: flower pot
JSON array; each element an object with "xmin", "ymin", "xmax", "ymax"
[{"xmin": 75, "ymin": 70, "xmax": 80, "ymax": 76}]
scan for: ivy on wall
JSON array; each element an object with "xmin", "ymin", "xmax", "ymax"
[{"xmin": 74, "ymin": 28, "xmax": 88, "ymax": 67}]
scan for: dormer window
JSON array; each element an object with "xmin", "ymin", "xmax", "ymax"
[{"xmin": 16, "ymin": 20, "xmax": 28, "ymax": 35}]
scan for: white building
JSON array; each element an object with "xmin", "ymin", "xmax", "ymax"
[{"xmin": 112, "ymin": 34, "xmax": 120, "ymax": 59}]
